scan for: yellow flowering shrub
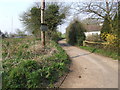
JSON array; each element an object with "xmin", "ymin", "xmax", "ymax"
[
  {"xmin": 105, "ymin": 33, "xmax": 117, "ymax": 44},
  {"xmin": 101, "ymin": 33, "xmax": 118, "ymax": 51},
  {"xmin": 101, "ymin": 32, "xmax": 108, "ymax": 41}
]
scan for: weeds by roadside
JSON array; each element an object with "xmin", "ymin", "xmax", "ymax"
[{"xmin": 2, "ymin": 36, "xmax": 70, "ymax": 88}]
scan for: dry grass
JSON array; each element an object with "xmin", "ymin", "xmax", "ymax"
[{"xmin": 28, "ymin": 41, "xmax": 58, "ymax": 61}]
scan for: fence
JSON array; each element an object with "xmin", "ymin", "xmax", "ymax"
[{"xmin": 83, "ymin": 40, "xmax": 108, "ymax": 48}]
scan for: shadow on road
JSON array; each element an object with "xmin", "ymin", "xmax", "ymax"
[
  {"xmin": 71, "ymin": 53, "xmax": 92, "ymax": 58},
  {"xmin": 59, "ymin": 43, "xmax": 71, "ymax": 47},
  {"xmin": 71, "ymin": 49, "xmax": 97, "ymax": 58},
  {"xmin": 59, "ymin": 41, "xmax": 97, "ymax": 59}
]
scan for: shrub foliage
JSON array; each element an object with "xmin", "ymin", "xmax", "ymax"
[{"xmin": 66, "ymin": 20, "xmax": 86, "ymax": 45}]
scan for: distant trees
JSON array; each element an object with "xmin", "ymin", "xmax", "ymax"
[
  {"xmin": 15, "ymin": 29, "xmax": 26, "ymax": 36},
  {"xmin": 0, "ymin": 30, "xmax": 3, "ymax": 37},
  {"xmin": 0, "ymin": 30, "xmax": 6, "ymax": 38},
  {"xmin": 66, "ymin": 20, "xmax": 86, "ymax": 45},
  {"xmin": 4, "ymin": 32, "xmax": 9, "ymax": 37},
  {"xmin": 0, "ymin": 29, "xmax": 27, "ymax": 39}
]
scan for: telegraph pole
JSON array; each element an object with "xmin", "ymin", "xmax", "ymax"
[{"xmin": 41, "ymin": 0, "xmax": 45, "ymax": 48}]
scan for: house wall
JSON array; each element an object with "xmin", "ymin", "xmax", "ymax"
[{"xmin": 84, "ymin": 31, "xmax": 101, "ymax": 37}]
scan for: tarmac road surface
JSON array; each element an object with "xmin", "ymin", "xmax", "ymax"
[{"xmin": 58, "ymin": 39, "xmax": 118, "ymax": 88}]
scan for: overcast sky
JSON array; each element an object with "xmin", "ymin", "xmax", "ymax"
[{"xmin": 0, "ymin": 1, "xmax": 35, "ymax": 34}]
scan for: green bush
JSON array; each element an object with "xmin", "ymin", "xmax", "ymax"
[
  {"xmin": 46, "ymin": 31, "xmax": 62, "ymax": 42},
  {"xmin": 66, "ymin": 20, "xmax": 86, "ymax": 45}
]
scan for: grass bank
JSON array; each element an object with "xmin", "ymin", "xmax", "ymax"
[
  {"xmin": 79, "ymin": 46, "xmax": 118, "ymax": 60},
  {"xmin": 2, "ymin": 36, "xmax": 70, "ymax": 88}
]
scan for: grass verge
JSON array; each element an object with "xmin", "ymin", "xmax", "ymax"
[
  {"xmin": 2, "ymin": 37, "xmax": 70, "ymax": 88},
  {"xmin": 79, "ymin": 46, "xmax": 118, "ymax": 60}
]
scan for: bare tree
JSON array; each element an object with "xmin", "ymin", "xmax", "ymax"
[
  {"xmin": 74, "ymin": 0, "xmax": 118, "ymax": 31},
  {"xmin": 74, "ymin": 0, "xmax": 117, "ymax": 20}
]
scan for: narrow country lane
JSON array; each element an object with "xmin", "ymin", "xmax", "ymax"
[{"xmin": 58, "ymin": 39, "xmax": 118, "ymax": 88}]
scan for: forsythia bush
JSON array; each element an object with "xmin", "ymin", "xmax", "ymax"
[
  {"xmin": 100, "ymin": 32, "xmax": 108, "ymax": 41},
  {"xmin": 105, "ymin": 34, "xmax": 117, "ymax": 44},
  {"xmin": 101, "ymin": 33, "xmax": 118, "ymax": 51}
]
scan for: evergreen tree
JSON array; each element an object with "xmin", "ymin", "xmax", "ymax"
[
  {"xmin": 101, "ymin": 15, "xmax": 112, "ymax": 34},
  {"xmin": 66, "ymin": 20, "xmax": 86, "ymax": 45},
  {"xmin": 45, "ymin": 4, "xmax": 65, "ymax": 31}
]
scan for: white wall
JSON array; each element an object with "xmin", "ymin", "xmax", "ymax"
[{"xmin": 84, "ymin": 31, "xmax": 100, "ymax": 37}]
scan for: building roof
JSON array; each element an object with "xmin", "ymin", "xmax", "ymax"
[{"xmin": 84, "ymin": 25, "xmax": 102, "ymax": 32}]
